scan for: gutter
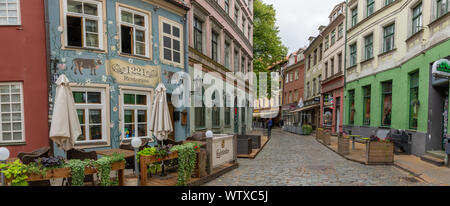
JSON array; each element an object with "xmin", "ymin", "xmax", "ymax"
[{"xmin": 44, "ymin": 0, "xmax": 54, "ymax": 154}]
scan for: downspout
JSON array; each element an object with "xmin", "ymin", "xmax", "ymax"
[
  {"xmin": 343, "ymin": 0, "xmax": 349, "ymax": 128},
  {"xmin": 44, "ymin": 0, "xmax": 54, "ymax": 155},
  {"xmin": 184, "ymin": 12, "xmax": 190, "ymax": 138}
]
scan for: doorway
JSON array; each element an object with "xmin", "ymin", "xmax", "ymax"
[
  {"xmin": 167, "ymin": 94, "xmax": 175, "ymax": 141},
  {"xmin": 335, "ymin": 97, "xmax": 341, "ymax": 133}
]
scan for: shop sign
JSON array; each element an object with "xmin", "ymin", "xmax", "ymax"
[
  {"xmin": 432, "ymin": 59, "xmax": 450, "ymax": 78},
  {"xmin": 297, "ymin": 98, "xmax": 304, "ymax": 108},
  {"xmin": 211, "ymin": 135, "xmax": 234, "ymax": 168},
  {"xmin": 107, "ymin": 59, "xmax": 161, "ymax": 86}
]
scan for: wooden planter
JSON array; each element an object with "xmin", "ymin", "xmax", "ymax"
[
  {"xmin": 322, "ymin": 131, "xmax": 331, "ymax": 145},
  {"xmin": 338, "ymin": 136, "xmax": 350, "ymax": 155},
  {"xmin": 316, "ymin": 128, "xmax": 324, "ymax": 141},
  {"xmin": 366, "ymin": 141, "xmax": 394, "ymax": 164}
]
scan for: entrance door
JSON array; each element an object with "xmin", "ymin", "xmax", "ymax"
[
  {"xmin": 168, "ymin": 98, "xmax": 175, "ymax": 141},
  {"xmin": 234, "ymin": 98, "xmax": 239, "ymax": 134},
  {"xmin": 442, "ymin": 91, "xmax": 449, "ymax": 150}
]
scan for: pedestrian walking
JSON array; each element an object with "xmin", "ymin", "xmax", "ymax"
[{"xmin": 267, "ymin": 118, "xmax": 273, "ymax": 137}]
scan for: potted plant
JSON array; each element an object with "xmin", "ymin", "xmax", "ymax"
[
  {"xmin": 365, "ymin": 135, "xmax": 394, "ymax": 164},
  {"xmin": 302, "ymin": 125, "xmax": 313, "ymax": 135}
]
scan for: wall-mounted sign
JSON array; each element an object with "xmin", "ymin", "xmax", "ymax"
[
  {"xmin": 107, "ymin": 59, "xmax": 161, "ymax": 86},
  {"xmin": 297, "ymin": 98, "xmax": 304, "ymax": 108},
  {"xmin": 432, "ymin": 59, "xmax": 450, "ymax": 78}
]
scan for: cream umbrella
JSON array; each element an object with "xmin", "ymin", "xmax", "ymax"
[
  {"xmin": 49, "ymin": 74, "xmax": 82, "ymax": 152},
  {"xmin": 149, "ymin": 83, "xmax": 173, "ymax": 177},
  {"xmin": 149, "ymin": 83, "xmax": 173, "ymax": 142}
]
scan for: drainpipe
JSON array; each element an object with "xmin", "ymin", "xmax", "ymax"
[
  {"xmin": 44, "ymin": 0, "xmax": 54, "ymax": 155},
  {"xmin": 343, "ymin": 0, "xmax": 349, "ymax": 128},
  {"xmin": 184, "ymin": 12, "xmax": 190, "ymax": 138}
]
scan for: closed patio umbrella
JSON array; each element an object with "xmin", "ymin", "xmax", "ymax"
[
  {"xmin": 149, "ymin": 83, "xmax": 173, "ymax": 177},
  {"xmin": 49, "ymin": 74, "xmax": 82, "ymax": 152}
]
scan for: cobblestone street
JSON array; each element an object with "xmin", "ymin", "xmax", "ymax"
[{"xmin": 205, "ymin": 129, "xmax": 429, "ymax": 186}]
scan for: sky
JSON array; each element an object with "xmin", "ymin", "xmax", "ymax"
[{"xmin": 262, "ymin": 0, "xmax": 345, "ymax": 54}]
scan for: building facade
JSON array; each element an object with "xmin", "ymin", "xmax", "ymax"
[
  {"xmin": 0, "ymin": 0, "xmax": 49, "ymax": 157},
  {"xmin": 186, "ymin": 0, "xmax": 254, "ymax": 135},
  {"xmin": 47, "ymin": 0, "xmax": 190, "ymax": 155},
  {"xmin": 303, "ymin": 32, "xmax": 324, "ymax": 131},
  {"xmin": 344, "ymin": 0, "xmax": 450, "ymax": 156},
  {"xmin": 320, "ymin": 2, "xmax": 346, "ymax": 134},
  {"xmin": 281, "ymin": 49, "xmax": 306, "ymax": 130}
]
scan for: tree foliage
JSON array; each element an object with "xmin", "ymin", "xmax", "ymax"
[{"xmin": 253, "ymin": 0, "xmax": 288, "ymax": 74}]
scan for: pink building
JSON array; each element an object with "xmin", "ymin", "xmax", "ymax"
[
  {"xmin": 186, "ymin": 0, "xmax": 254, "ymax": 134},
  {"xmin": 320, "ymin": 2, "xmax": 346, "ymax": 134}
]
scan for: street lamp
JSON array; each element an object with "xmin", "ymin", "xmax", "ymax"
[
  {"xmin": 206, "ymin": 130, "xmax": 213, "ymax": 138},
  {"xmin": 0, "ymin": 147, "xmax": 10, "ymax": 186},
  {"xmin": 131, "ymin": 138, "xmax": 142, "ymax": 186}
]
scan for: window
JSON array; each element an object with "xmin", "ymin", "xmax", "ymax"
[
  {"xmin": 412, "ymin": 3, "xmax": 423, "ymax": 35},
  {"xmin": 0, "ymin": 83, "xmax": 24, "ymax": 143},
  {"xmin": 409, "ymin": 72, "xmax": 419, "ymax": 129},
  {"xmin": 351, "ymin": 7, "xmax": 358, "ymax": 27},
  {"xmin": 437, "ymin": 0, "xmax": 449, "ymax": 18},
  {"xmin": 294, "ymin": 90, "xmax": 298, "ymax": 102},
  {"xmin": 363, "ymin": 85, "xmax": 371, "ymax": 126},
  {"xmin": 331, "ymin": 30, "xmax": 336, "ymax": 45},
  {"xmin": 330, "ymin": 58, "xmax": 335, "ymax": 75},
  {"xmin": 225, "ymin": 93, "xmax": 231, "ymax": 126},
  {"xmin": 241, "ymin": 56, "xmax": 246, "ymax": 73},
  {"xmin": 194, "ymin": 17, "xmax": 203, "ymax": 52},
  {"xmin": 119, "ymin": 7, "xmax": 149, "ymax": 57},
  {"xmin": 381, "ymin": 81, "xmax": 392, "ymax": 126},
  {"xmin": 195, "ymin": 88, "xmax": 205, "ymax": 128},
  {"xmin": 64, "ymin": 0, "xmax": 103, "ymax": 49},
  {"xmin": 325, "ymin": 36, "xmax": 329, "ymax": 50},
  {"xmin": 0, "ymin": 0, "xmax": 20, "ymax": 25},
  {"xmin": 348, "ymin": 90, "xmax": 355, "ymax": 125},
  {"xmin": 212, "ymin": 92, "xmax": 220, "ymax": 128},
  {"xmin": 224, "ymin": 0, "xmax": 230, "ymax": 14},
  {"xmin": 211, "ymin": 31, "xmax": 219, "ymax": 62},
  {"xmin": 365, "ymin": 34, "xmax": 373, "ymax": 60},
  {"xmin": 225, "ymin": 42, "xmax": 231, "ymax": 69},
  {"xmin": 242, "ymin": 16, "xmax": 246, "ymax": 32},
  {"xmin": 234, "ymin": 50, "xmax": 240, "ymax": 72},
  {"xmin": 383, "ymin": 24, "xmax": 395, "ymax": 52},
  {"xmin": 248, "ymin": 25, "xmax": 251, "ymax": 39},
  {"xmin": 325, "ymin": 62, "xmax": 328, "ymax": 79},
  {"xmin": 306, "ymin": 82, "xmax": 310, "ymax": 98},
  {"xmin": 285, "ymin": 73, "xmax": 289, "ymax": 84},
  {"xmin": 350, "ymin": 43, "xmax": 357, "ymax": 67},
  {"xmin": 319, "ymin": 44, "xmax": 323, "ymax": 61},
  {"xmin": 338, "ymin": 53, "xmax": 342, "ymax": 72},
  {"xmin": 312, "ymin": 78, "xmax": 316, "ymax": 96},
  {"xmin": 338, "ymin": 23, "xmax": 344, "ymax": 39},
  {"xmin": 73, "ymin": 87, "xmax": 107, "ymax": 143},
  {"xmin": 290, "ymin": 71, "xmax": 293, "ymax": 82},
  {"xmin": 313, "ymin": 49, "xmax": 317, "ymax": 65},
  {"xmin": 234, "ymin": 7, "xmax": 239, "ymax": 24},
  {"xmin": 160, "ymin": 17, "xmax": 183, "ymax": 66},
  {"xmin": 295, "ymin": 70, "xmax": 299, "ymax": 80},
  {"xmin": 122, "ymin": 90, "xmax": 151, "ymax": 139},
  {"xmin": 367, "ymin": 0, "xmax": 375, "ymax": 17},
  {"xmin": 385, "ymin": 0, "xmax": 395, "ymax": 6}
]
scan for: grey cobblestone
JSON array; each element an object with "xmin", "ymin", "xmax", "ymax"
[{"xmin": 205, "ymin": 129, "xmax": 429, "ymax": 186}]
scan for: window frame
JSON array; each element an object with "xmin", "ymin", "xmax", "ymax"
[
  {"xmin": 381, "ymin": 81, "xmax": 393, "ymax": 127},
  {"xmin": 436, "ymin": 0, "xmax": 449, "ymax": 19},
  {"xmin": 367, "ymin": 0, "xmax": 375, "ymax": 17},
  {"xmin": 348, "ymin": 89, "xmax": 355, "ymax": 125},
  {"xmin": 351, "ymin": 6, "xmax": 358, "ymax": 27},
  {"xmin": 0, "ymin": 82, "xmax": 25, "ymax": 144},
  {"xmin": 383, "ymin": 23, "xmax": 395, "ymax": 53},
  {"xmin": 0, "ymin": 0, "xmax": 21, "ymax": 26},
  {"xmin": 118, "ymin": 6, "xmax": 150, "ymax": 58},
  {"xmin": 350, "ymin": 43, "xmax": 357, "ymax": 67},
  {"xmin": 63, "ymin": 0, "xmax": 104, "ymax": 50},
  {"xmin": 159, "ymin": 16, "xmax": 184, "ymax": 68},
  {"xmin": 409, "ymin": 71, "xmax": 419, "ymax": 130},
  {"xmin": 412, "ymin": 3, "xmax": 423, "ymax": 35},
  {"xmin": 211, "ymin": 31, "xmax": 219, "ymax": 62},
  {"xmin": 72, "ymin": 86, "xmax": 108, "ymax": 144},
  {"xmin": 364, "ymin": 34, "xmax": 373, "ymax": 60},
  {"xmin": 120, "ymin": 89, "xmax": 152, "ymax": 140},
  {"xmin": 363, "ymin": 85, "xmax": 371, "ymax": 126}
]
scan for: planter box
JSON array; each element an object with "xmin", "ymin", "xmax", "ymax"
[
  {"xmin": 366, "ymin": 141, "xmax": 394, "ymax": 164},
  {"xmin": 237, "ymin": 138, "xmax": 253, "ymax": 155},
  {"xmin": 237, "ymin": 135, "xmax": 261, "ymax": 149},
  {"xmin": 322, "ymin": 131, "xmax": 331, "ymax": 145},
  {"xmin": 338, "ymin": 136, "xmax": 350, "ymax": 155},
  {"xmin": 316, "ymin": 128, "xmax": 323, "ymax": 141}
]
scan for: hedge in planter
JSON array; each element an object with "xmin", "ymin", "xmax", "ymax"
[{"xmin": 302, "ymin": 125, "xmax": 313, "ymax": 135}]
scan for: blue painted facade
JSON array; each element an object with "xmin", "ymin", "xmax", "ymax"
[{"xmin": 47, "ymin": 0, "xmax": 190, "ymax": 155}]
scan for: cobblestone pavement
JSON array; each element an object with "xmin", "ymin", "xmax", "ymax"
[{"xmin": 205, "ymin": 129, "xmax": 429, "ymax": 186}]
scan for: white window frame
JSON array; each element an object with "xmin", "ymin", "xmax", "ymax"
[
  {"xmin": 118, "ymin": 6, "xmax": 150, "ymax": 58},
  {"xmin": 0, "ymin": 0, "xmax": 21, "ymax": 25},
  {"xmin": 0, "ymin": 82, "xmax": 25, "ymax": 144},
  {"xmin": 72, "ymin": 86, "xmax": 107, "ymax": 144},
  {"xmin": 159, "ymin": 16, "xmax": 184, "ymax": 68},
  {"xmin": 120, "ymin": 89, "xmax": 152, "ymax": 140},
  {"xmin": 62, "ymin": 0, "xmax": 104, "ymax": 50}
]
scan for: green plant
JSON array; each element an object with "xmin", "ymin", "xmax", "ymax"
[
  {"xmin": 66, "ymin": 159, "xmax": 91, "ymax": 186},
  {"xmin": 148, "ymin": 162, "xmax": 161, "ymax": 174},
  {"xmin": 137, "ymin": 147, "xmax": 157, "ymax": 162},
  {"xmin": 94, "ymin": 153, "xmax": 125, "ymax": 186},
  {"xmin": 302, "ymin": 125, "xmax": 313, "ymax": 135},
  {"xmin": 0, "ymin": 160, "xmax": 29, "ymax": 186},
  {"xmin": 170, "ymin": 143, "xmax": 198, "ymax": 186}
]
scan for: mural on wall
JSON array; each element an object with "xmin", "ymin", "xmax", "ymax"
[{"xmin": 71, "ymin": 58, "xmax": 103, "ymax": 75}]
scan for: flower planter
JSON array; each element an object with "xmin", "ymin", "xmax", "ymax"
[
  {"xmin": 366, "ymin": 141, "xmax": 394, "ymax": 164},
  {"xmin": 322, "ymin": 131, "xmax": 331, "ymax": 145},
  {"xmin": 338, "ymin": 135, "xmax": 350, "ymax": 155},
  {"xmin": 316, "ymin": 128, "xmax": 324, "ymax": 141}
]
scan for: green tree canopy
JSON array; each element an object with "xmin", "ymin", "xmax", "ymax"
[{"xmin": 253, "ymin": 0, "xmax": 288, "ymax": 74}]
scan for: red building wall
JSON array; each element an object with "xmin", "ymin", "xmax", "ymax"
[
  {"xmin": 0, "ymin": 0, "xmax": 49, "ymax": 157},
  {"xmin": 283, "ymin": 62, "xmax": 305, "ymax": 106}
]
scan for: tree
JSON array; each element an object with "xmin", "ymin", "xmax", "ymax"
[{"xmin": 253, "ymin": 0, "xmax": 288, "ymax": 99}]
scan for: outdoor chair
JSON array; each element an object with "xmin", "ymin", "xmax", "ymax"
[
  {"xmin": 64, "ymin": 149, "xmax": 98, "ymax": 186},
  {"xmin": 17, "ymin": 147, "xmax": 51, "ymax": 164}
]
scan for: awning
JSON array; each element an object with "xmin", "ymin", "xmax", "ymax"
[
  {"xmin": 290, "ymin": 104, "xmax": 319, "ymax": 113},
  {"xmin": 253, "ymin": 110, "xmax": 279, "ymax": 118}
]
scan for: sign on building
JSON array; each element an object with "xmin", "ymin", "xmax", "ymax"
[
  {"xmin": 107, "ymin": 59, "xmax": 161, "ymax": 86},
  {"xmin": 432, "ymin": 59, "xmax": 450, "ymax": 78}
]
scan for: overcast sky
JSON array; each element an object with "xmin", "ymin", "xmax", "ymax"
[{"xmin": 262, "ymin": 0, "xmax": 345, "ymax": 54}]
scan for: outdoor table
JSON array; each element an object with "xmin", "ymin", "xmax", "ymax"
[{"xmin": 95, "ymin": 148, "xmax": 135, "ymax": 159}]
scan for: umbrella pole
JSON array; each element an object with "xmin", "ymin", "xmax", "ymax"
[{"xmin": 160, "ymin": 139, "xmax": 167, "ymax": 177}]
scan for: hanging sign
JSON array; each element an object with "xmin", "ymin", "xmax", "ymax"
[
  {"xmin": 107, "ymin": 59, "xmax": 161, "ymax": 86},
  {"xmin": 297, "ymin": 98, "xmax": 304, "ymax": 108},
  {"xmin": 432, "ymin": 59, "xmax": 450, "ymax": 78}
]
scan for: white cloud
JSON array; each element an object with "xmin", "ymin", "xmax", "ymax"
[{"xmin": 262, "ymin": 0, "xmax": 345, "ymax": 53}]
